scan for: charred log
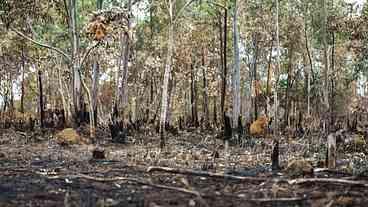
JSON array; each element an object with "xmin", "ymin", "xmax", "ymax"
[
  {"xmin": 223, "ymin": 113, "xmax": 232, "ymax": 140},
  {"xmin": 109, "ymin": 121, "xmax": 126, "ymax": 144}
]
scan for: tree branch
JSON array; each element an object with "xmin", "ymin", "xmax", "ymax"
[
  {"xmin": 204, "ymin": 0, "xmax": 226, "ymax": 10},
  {"xmin": 10, "ymin": 28, "xmax": 71, "ymax": 62},
  {"xmin": 147, "ymin": 166, "xmax": 267, "ymax": 182},
  {"xmin": 173, "ymin": 0, "xmax": 197, "ymax": 24},
  {"xmin": 80, "ymin": 41, "xmax": 101, "ymax": 67},
  {"xmin": 288, "ymin": 178, "xmax": 368, "ymax": 187}
]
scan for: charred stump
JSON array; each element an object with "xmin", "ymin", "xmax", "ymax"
[
  {"xmin": 237, "ymin": 116, "xmax": 243, "ymax": 137},
  {"xmin": 223, "ymin": 113, "xmax": 232, "ymax": 140},
  {"xmin": 271, "ymin": 139, "xmax": 280, "ymax": 172},
  {"xmin": 178, "ymin": 116, "xmax": 184, "ymax": 130},
  {"xmin": 28, "ymin": 117, "xmax": 35, "ymax": 131},
  {"xmin": 109, "ymin": 121, "xmax": 126, "ymax": 144}
]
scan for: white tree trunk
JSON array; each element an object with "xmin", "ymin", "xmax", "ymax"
[
  {"xmin": 114, "ymin": 0, "xmax": 131, "ymax": 117},
  {"xmin": 322, "ymin": 0, "xmax": 330, "ymax": 131},
  {"xmin": 274, "ymin": 0, "xmax": 280, "ymax": 135},
  {"xmin": 91, "ymin": 61, "xmax": 99, "ymax": 137},
  {"xmin": 57, "ymin": 67, "xmax": 71, "ymax": 123},
  {"xmin": 232, "ymin": 0, "xmax": 241, "ymax": 129},
  {"xmin": 159, "ymin": 0, "xmax": 174, "ymax": 147},
  {"xmin": 69, "ymin": 0, "xmax": 82, "ymax": 125},
  {"xmin": 120, "ymin": 17, "xmax": 131, "ymax": 108}
]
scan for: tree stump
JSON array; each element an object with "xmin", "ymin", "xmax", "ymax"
[
  {"xmin": 272, "ymin": 139, "xmax": 280, "ymax": 171},
  {"xmin": 327, "ymin": 133, "xmax": 336, "ymax": 169}
]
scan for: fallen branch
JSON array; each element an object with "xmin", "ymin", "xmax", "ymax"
[
  {"xmin": 249, "ymin": 197, "xmax": 306, "ymax": 203},
  {"xmin": 42, "ymin": 173, "xmax": 208, "ymax": 206},
  {"xmin": 313, "ymin": 168, "xmax": 353, "ymax": 176},
  {"xmin": 288, "ymin": 178, "xmax": 368, "ymax": 187},
  {"xmin": 147, "ymin": 166, "xmax": 267, "ymax": 182},
  {"xmin": 80, "ymin": 41, "xmax": 101, "ymax": 67}
]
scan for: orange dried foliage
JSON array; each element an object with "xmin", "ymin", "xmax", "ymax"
[
  {"xmin": 56, "ymin": 128, "xmax": 89, "ymax": 145},
  {"xmin": 87, "ymin": 16, "xmax": 107, "ymax": 41},
  {"xmin": 250, "ymin": 115, "xmax": 269, "ymax": 136}
]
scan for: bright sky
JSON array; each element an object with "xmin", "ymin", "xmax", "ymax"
[{"xmin": 346, "ymin": 0, "xmax": 366, "ymax": 13}]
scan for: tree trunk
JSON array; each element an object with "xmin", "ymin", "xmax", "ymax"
[
  {"xmin": 284, "ymin": 45, "xmax": 294, "ymax": 128},
  {"xmin": 330, "ymin": 0, "xmax": 335, "ymax": 129},
  {"xmin": 96, "ymin": 0, "xmax": 103, "ymax": 9},
  {"xmin": 190, "ymin": 63, "xmax": 199, "ymax": 127},
  {"xmin": 221, "ymin": 8, "xmax": 228, "ymax": 121},
  {"xmin": 9, "ymin": 73, "xmax": 14, "ymax": 114},
  {"xmin": 327, "ymin": 134, "xmax": 336, "ymax": 169},
  {"xmin": 330, "ymin": 30, "xmax": 335, "ymax": 129},
  {"xmin": 113, "ymin": 0, "xmax": 131, "ymax": 122},
  {"xmin": 165, "ymin": 75, "xmax": 175, "ymax": 128},
  {"xmin": 91, "ymin": 61, "xmax": 99, "ymax": 134},
  {"xmin": 272, "ymin": 0, "xmax": 281, "ymax": 171},
  {"xmin": 120, "ymin": 13, "xmax": 131, "ymax": 111},
  {"xmin": 202, "ymin": 48, "xmax": 210, "ymax": 129},
  {"xmin": 213, "ymin": 96, "xmax": 217, "ymax": 127},
  {"xmin": 159, "ymin": 3, "xmax": 174, "ymax": 147},
  {"xmin": 266, "ymin": 38, "xmax": 273, "ymax": 117},
  {"xmin": 322, "ymin": 0, "xmax": 330, "ymax": 132},
  {"xmin": 274, "ymin": 0, "xmax": 280, "ymax": 135},
  {"xmin": 20, "ymin": 50, "xmax": 26, "ymax": 114},
  {"xmin": 219, "ymin": 13, "xmax": 224, "ymax": 119},
  {"xmin": 251, "ymin": 34, "xmax": 259, "ymax": 120},
  {"xmin": 57, "ymin": 66, "xmax": 70, "ymax": 126},
  {"xmin": 69, "ymin": 0, "xmax": 83, "ymax": 127},
  {"xmin": 38, "ymin": 70, "xmax": 45, "ymax": 129},
  {"xmin": 304, "ymin": 10, "xmax": 315, "ymax": 84},
  {"xmin": 232, "ymin": 0, "xmax": 241, "ymax": 129}
]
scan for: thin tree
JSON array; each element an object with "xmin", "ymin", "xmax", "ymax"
[
  {"xmin": 159, "ymin": 0, "xmax": 195, "ymax": 148},
  {"xmin": 232, "ymin": 0, "xmax": 241, "ymax": 129},
  {"xmin": 322, "ymin": 0, "xmax": 329, "ymax": 132},
  {"xmin": 272, "ymin": 0, "xmax": 281, "ymax": 171}
]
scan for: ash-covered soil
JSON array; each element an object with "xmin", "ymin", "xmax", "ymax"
[{"xmin": 0, "ymin": 128, "xmax": 367, "ymax": 207}]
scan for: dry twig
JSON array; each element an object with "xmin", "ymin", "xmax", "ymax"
[
  {"xmin": 288, "ymin": 178, "xmax": 368, "ymax": 187},
  {"xmin": 41, "ymin": 172, "xmax": 209, "ymax": 207},
  {"xmin": 147, "ymin": 166, "xmax": 267, "ymax": 182}
]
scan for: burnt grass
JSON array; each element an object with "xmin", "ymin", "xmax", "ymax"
[{"xmin": 0, "ymin": 127, "xmax": 368, "ymax": 207}]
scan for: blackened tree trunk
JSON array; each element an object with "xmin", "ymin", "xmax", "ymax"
[
  {"xmin": 272, "ymin": 0, "xmax": 281, "ymax": 171},
  {"xmin": 190, "ymin": 64, "xmax": 199, "ymax": 127},
  {"xmin": 20, "ymin": 50, "xmax": 26, "ymax": 114},
  {"xmin": 38, "ymin": 70, "xmax": 45, "ymax": 128},
  {"xmin": 251, "ymin": 34, "xmax": 259, "ymax": 120},
  {"xmin": 92, "ymin": 61, "xmax": 99, "ymax": 128},
  {"xmin": 232, "ymin": 0, "xmax": 241, "ymax": 129}
]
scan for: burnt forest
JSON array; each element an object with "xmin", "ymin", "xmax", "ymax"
[{"xmin": 1, "ymin": 0, "xmax": 368, "ymax": 206}]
